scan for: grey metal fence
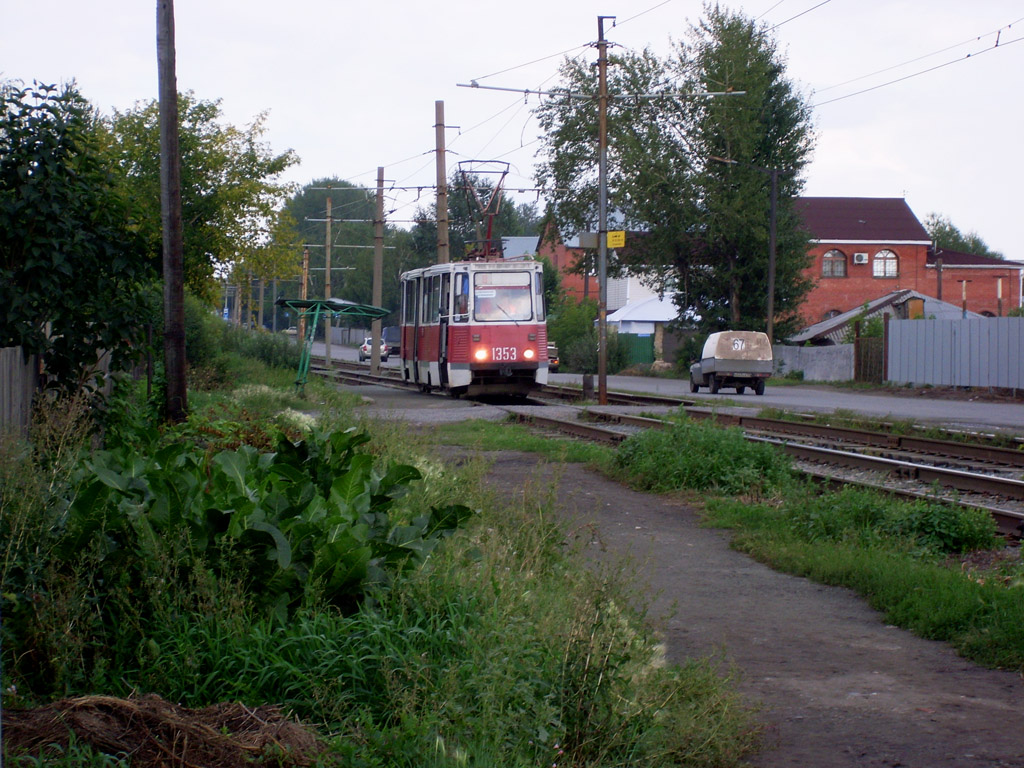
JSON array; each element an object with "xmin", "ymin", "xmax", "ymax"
[{"xmin": 887, "ymin": 318, "xmax": 1024, "ymax": 389}]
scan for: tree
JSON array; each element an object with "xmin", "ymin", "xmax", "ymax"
[
  {"xmin": 410, "ymin": 170, "xmax": 540, "ymax": 263},
  {"xmin": 0, "ymin": 82, "xmax": 155, "ymax": 393},
  {"xmin": 923, "ymin": 213, "xmax": 1002, "ymax": 259},
  {"xmin": 534, "ymin": 5, "xmax": 815, "ymax": 341},
  {"xmin": 101, "ymin": 92, "xmax": 299, "ymax": 301},
  {"xmin": 277, "ymin": 179, "xmax": 427, "ymax": 322}
]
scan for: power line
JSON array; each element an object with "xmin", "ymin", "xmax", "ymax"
[
  {"xmin": 768, "ymin": 0, "xmax": 833, "ymax": 31},
  {"xmin": 814, "ymin": 15, "xmax": 1024, "ymax": 95},
  {"xmin": 813, "ymin": 32, "xmax": 1023, "ymax": 107}
]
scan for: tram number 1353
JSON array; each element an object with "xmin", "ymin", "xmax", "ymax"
[{"xmin": 491, "ymin": 346, "xmax": 519, "ymax": 362}]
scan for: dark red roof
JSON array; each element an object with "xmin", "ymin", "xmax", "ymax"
[
  {"xmin": 795, "ymin": 197, "xmax": 930, "ymax": 243},
  {"xmin": 927, "ymin": 247, "xmax": 1018, "ymax": 267}
]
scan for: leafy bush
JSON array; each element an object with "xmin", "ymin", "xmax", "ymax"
[
  {"xmin": 2, "ymin": 426, "xmax": 473, "ymax": 699},
  {"xmin": 615, "ymin": 418, "xmax": 793, "ymax": 498}
]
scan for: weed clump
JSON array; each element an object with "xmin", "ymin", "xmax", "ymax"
[{"xmin": 614, "ymin": 417, "xmax": 794, "ymax": 499}]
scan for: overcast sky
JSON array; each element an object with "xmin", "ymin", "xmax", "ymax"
[{"xmin": 4, "ymin": 1, "xmax": 1022, "ymax": 260}]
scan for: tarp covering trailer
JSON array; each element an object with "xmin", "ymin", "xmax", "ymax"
[{"xmin": 689, "ymin": 330, "xmax": 773, "ymax": 395}]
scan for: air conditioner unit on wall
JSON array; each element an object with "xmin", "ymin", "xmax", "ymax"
[{"xmin": 853, "ymin": 252, "xmax": 869, "ymax": 264}]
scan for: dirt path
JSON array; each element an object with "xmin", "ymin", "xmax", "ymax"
[{"xmin": 468, "ymin": 449, "xmax": 1024, "ymax": 768}]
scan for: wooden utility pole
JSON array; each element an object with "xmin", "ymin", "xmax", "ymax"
[
  {"xmin": 324, "ymin": 195, "xmax": 333, "ymax": 366},
  {"xmin": 157, "ymin": 0, "xmax": 187, "ymax": 422},
  {"xmin": 372, "ymin": 167, "xmax": 385, "ymax": 373},
  {"xmin": 435, "ymin": 100, "xmax": 450, "ymax": 264}
]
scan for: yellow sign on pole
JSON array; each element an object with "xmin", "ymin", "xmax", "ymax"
[{"xmin": 607, "ymin": 230, "xmax": 626, "ymax": 249}]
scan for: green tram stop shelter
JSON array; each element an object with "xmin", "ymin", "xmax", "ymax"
[{"xmin": 274, "ymin": 297, "xmax": 390, "ymax": 392}]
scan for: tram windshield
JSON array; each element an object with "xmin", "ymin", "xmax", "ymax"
[{"xmin": 473, "ymin": 271, "xmax": 533, "ymax": 322}]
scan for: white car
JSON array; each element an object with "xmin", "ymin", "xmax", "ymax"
[{"xmin": 358, "ymin": 337, "xmax": 389, "ymax": 362}]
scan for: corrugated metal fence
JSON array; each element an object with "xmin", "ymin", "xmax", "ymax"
[{"xmin": 887, "ymin": 318, "xmax": 1024, "ymax": 389}]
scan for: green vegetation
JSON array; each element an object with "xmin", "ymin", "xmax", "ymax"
[
  {"xmin": 612, "ymin": 414, "xmax": 1024, "ymax": 672},
  {"xmin": 614, "ymin": 418, "xmax": 793, "ymax": 499},
  {"xmin": 2, "ymin": 343, "xmax": 758, "ymax": 766}
]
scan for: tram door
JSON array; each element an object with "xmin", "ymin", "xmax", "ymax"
[
  {"xmin": 405, "ymin": 275, "xmax": 422, "ymax": 385},
  {"xmin": 438, "ymin": 273, "xmax": 451, "ymax": 387}
]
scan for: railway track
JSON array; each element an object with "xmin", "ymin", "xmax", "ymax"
[
  {"xmin": 308, "ymin": 360, "xmax": 1024, "ymax": 536},
  {"xmin": 510, "ymin": 407, "xmax": 1024, "ymax": 538}
]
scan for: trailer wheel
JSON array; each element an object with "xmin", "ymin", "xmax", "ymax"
[
  {"xmin": 736, "ymin": 385, "xmax": 746, "ymax": 395},
  {"xmin": 754, "ymin": 379, "xmax": 766, "ymax": 396},
  {"xmin": 710, "ymin": 376, "xmax": 720, "ymax": 394},
  {"xmin": 690, "ymin": 376, "xmax": 699, "ymax": 393}
]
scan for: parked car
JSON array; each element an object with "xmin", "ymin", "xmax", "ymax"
[
  {"xmin": 382, "ymin": 325, "xmax": 401, "ymax": 356},
  {"xmin": 283, "ymin": 326, "xmax": 298, "ymax": 336},
  {"xmin": 689, "ymin": 330, "xmax": 772, "ymax": 395},
  {"xmin": 547, "ymin": 343, "xmax": 560, "ymax": 373},
  {"xmin": 358, "ymin": 337, "xmax": 389, "ymax": 362}
]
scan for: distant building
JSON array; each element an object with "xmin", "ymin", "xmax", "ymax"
[{"xmin": 796, "ymin": 197, "xmax": 1022, "ymax": 325}]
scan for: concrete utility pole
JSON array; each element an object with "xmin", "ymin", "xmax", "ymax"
[
  {"xmin": 372, "ymin": 167, "xmax": 385, "ymax": 373},
  {"xmin": 324, "ymin": 195, "xmax": 333, "ymax": 366},
  {"xmin": 435, "ymin": 100, "xmax": 450, "ymax": 264},
  {"xmin": 597, "ymin": 15, "xmax": 613, "ymax": 406},
  {"xmin": 299, "ymin": 246, "xmax": 309, "ymax": 340}
]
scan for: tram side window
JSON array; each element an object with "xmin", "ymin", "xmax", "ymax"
[
  {"xmin": 419, "ymin": 277, "xmax": 431, "ymax": 324},
  {"xmin": 402, "ymin": 280, "xmax": 417, "ymax": 324},
  {"xmin": 440, "ymin": 274, "xmax": 451, "ymax": 319},
  {"xmin": 430, "ymin": 276, "xmax": 441, "ymax": 321},
  {"xmin": 453, "ymin": 273, "xmax": 469, "ymax": 322},
  {"xmin": 534, "ymin": 272, "xmax": 545, "ymax": 321}
]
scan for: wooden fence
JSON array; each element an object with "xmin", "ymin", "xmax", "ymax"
[{"xmin": 1, "ymin": 346, "xmax": 38, "ymax": 434}]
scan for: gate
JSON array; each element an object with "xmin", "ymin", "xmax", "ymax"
[
  {"xmin": 854, "ymin": 336, "xmax": 884, "ymax": 383},
  {"xmin": 616, "ymin": 333, "xmax": 655, "ymax": 367}
]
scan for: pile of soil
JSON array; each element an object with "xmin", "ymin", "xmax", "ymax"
[{"xmin": 2, "ymin": 694, "xmax": 322, "ymax": 767}]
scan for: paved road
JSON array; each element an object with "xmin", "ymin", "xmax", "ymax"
[
  {"xmin": 551, "ymin": 373, "xmax": 1024, "ymax": 434},
  {"xmin": 304, "ymin": 337, "xmax": 1023, "ymax": 435}
]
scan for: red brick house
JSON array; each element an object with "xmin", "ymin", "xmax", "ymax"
[
  {"xmin": 537, "ymin": 221, "xmax": 599, "ymax": 303},
  {"xmin": 796, "ymin": 197, "xmax": 1022, "ymax": 324}
]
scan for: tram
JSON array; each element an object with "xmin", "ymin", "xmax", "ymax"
[{"xmin": 399, "ymin": 259, "xmax": 550, "ymax": 397}]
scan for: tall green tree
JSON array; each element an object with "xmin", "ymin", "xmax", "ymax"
[
  {"xmin": 100, "ymin": 92, "xmax": 298, "ymax": 301},
  {"xmin": 278, "ymin": 179, "xmax": 429, "ymax": 322},
  {"xmin": 535, "ymin": 4, "xmax": 815, "ymax": 340},
  {"xmin": 923, "ymin": 213, "xmax": 1002, "ymax": 259},
  {"xmin": 410, "ymin": 170, "xmax": 540, "ymax": 263},
  {"xmin": 0, "ymin": 82, "xmax": 154, "ymax": 393},
  {"xmin": 682, "ymin": 5, "xmax": 815, "ymax": 337}
]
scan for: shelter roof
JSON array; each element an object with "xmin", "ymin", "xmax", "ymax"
[
  {"xmin": 606, "ymin": 294, "xmax": 677, "ymax": 323},
  {"xmin": 788, "ymin": 289, "xmax": 982, "ymax": 345}
]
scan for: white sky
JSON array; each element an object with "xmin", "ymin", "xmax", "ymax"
[{"xmin": 4, "ymin": 1, "xmax": 1022, "ymax": 260}]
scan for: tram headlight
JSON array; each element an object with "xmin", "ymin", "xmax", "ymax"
[
  {"xmin": 474, "ymin": 348, "xmax": 489, "ymax": 361},
  {"xmin": 523, "ymin": 348, "xmax": 535, "ymax": 360}
]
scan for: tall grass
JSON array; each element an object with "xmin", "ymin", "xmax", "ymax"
[
  {"xmin": 3, "ymin": 361, "xmax": 760, "ymax": 766},
  {"xmin": 614, "ymin": 417, "xmax": 794, "ymax": 499}
]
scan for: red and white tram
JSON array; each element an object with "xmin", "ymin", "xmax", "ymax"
[{"xmin": 399, "ymin": 259, "xmax": 549, "ymax": 397}]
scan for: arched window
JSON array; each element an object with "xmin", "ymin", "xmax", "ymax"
[
  {"xmin": 822, "ymin": 249, "xmax": 846, "ymax": 278},
  {"xmin": 823, "ymin": 308, "xmax": 842, "ymax": 320},
  {"xmin": 873, "ymin": 249, "xmax": 898, "ymax": 278}
]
